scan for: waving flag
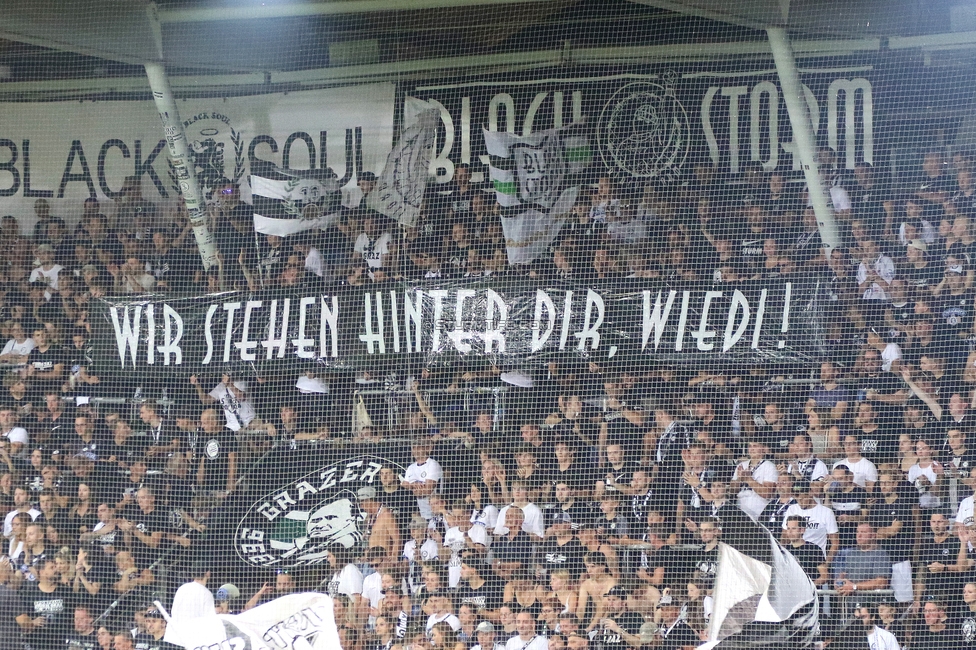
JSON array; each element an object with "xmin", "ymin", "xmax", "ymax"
[
  {"xmin": 368, "ymin": 100, "xmax": 440, "ymax": 227},
  {"xmin": 165, "ymin": 592, "xmax": 341, "ymax": 650},
  {"xmin": 700, "ymin": 508, "xmax": 819, "ymax": 650},
  {"xmin": 485, "ymin": 124, "xmax": 591, "ymax": 264},
  {"xmin": 251, "ymin": 162, "xmax": 342, "ymax": 237}
]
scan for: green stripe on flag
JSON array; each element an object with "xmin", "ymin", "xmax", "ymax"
[
  {"xmin": 492, "ymin": 179, "xmax": 517, "ymax": 196},
  {"xmin": 565, "ymin": 146, "xmax": 592, "ymax": 163}
]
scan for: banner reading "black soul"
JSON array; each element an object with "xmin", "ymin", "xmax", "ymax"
[{"xmin": 92, "ymin": 278, "xmax": 826, "ymax": 371}]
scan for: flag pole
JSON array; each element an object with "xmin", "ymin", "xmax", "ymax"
[{"xmin": 144, "ymin": 62, "xmax": 220, "ymax": 272}]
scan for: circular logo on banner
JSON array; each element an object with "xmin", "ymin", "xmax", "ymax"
[
  {"xmin": 598, "ymin": 80, "xmax": 688, "ymax": 182},
  {"xmin": 234, "ymin": 455, "xmax": 405, "ymax": 569},
  {"xmin": 171, "ymin": 110, "xmax": 246, "ymax": 203}
]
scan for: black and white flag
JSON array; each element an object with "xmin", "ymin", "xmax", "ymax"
[
  {"xmin": 367, "ymin": 99, "xmax": 440, "ymax": 227},
  {"xmin": 251, "ymin": 162, "xmax": 342, "ymax": 237},
  {"xmin": 701, "ymin": 509, "xmax": 819, "ymax": 649},
  {"xmin": 485, "ymin": 124, "xmax": 591, "ymax": 265}
]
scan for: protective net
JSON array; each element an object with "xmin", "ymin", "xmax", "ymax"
[{"xmin": 1, "ymin": 1, "xmax": 975, "ymax": 649}]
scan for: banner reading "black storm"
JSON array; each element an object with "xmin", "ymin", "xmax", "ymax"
[{"xmin": 92, "ymin": 278, "xmax": 826, "ymax": 372}]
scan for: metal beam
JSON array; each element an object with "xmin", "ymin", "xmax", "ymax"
[
  {"xmin": 767, "ymin": 26, "xmax": 838, "ymax": 253},
  {"xmin": 156, "ymin": 0, "xmax": 562, "ymax": 23}
]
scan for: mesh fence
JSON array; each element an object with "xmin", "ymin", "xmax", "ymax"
[{"xmin": 1, "ymin": 2, "xmax": 976, "ymax": 650}]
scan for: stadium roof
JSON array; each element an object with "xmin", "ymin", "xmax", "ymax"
[{"xmin": 0, "ymin": 0, "xmax": 966, "ymax": 97}]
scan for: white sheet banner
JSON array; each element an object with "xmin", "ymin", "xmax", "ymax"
[
  {"xmin": 0, "ymin": 83, "xmax": 395, "ymax": 231},
  {"xmin": 166, "ymin": 592, "xmax": 341, "ymax": 650}
]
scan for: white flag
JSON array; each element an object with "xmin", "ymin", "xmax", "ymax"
[
  {"xmin": 484, "ymin": 125, "xmax": 591, "ymax": 210},
  {"xmin": 166, "ymin": 592, "xmax": 341, "ymax": 650},
  {"xmin": 501, "ymin": 186, "xmax": 578, "ymax": 265},
  {"xmin": 368, "ymin": 102, "xmax": 440, "ymax": 227}
]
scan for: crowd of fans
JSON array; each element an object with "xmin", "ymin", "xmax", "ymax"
[{"xmin": 5, "ymin": 147, "xmax": 976, "ymax": 649}]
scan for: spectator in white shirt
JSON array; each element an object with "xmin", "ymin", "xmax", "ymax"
[
  {"xmin": 28, "ymin": 244, "xmax": 62, "ymax": 292},
  {"xmin": 0, "ymin": 322, "xmax": 34, "ymax": 365},
  {"xmin": 189, "ymin": 373, "xmax": 256, "ymax": 432},
  {"xmin": 731, "ymin": 441, "xmax": 778, "ymax": 520},
  {"xmin": 494, "ymin": 481, "xmax": 545, "ymax": 540},
  {"xmin": 782, "ymin": 479, "xmax": 839, "ymax": 564},
  {"xmin": 0, "ymin": 406, "xmax": 28, "ymax": 457},
  {"xmin": 402, "ymin": 439, "xmax": 442, "ymax": 520},
  {"xmin": 833, "ymin": 435, "xmax": 879, "ymax": 492}
]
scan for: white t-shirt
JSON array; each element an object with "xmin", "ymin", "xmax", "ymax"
[
  {"xmin": 2, "ymin": 507, "xmax": 40, "ymax": 538},
  {"xmin": 494, "ymin": 503, "xmax": 545, "ymax": 539},
  {"xmin": 468, "ymin": 505, "xmax": 498, "ymax": 548},
  {"xmin": 29, "ymin": 264, "xmax": 63, "ymax": 290},
  {"xmin": 329, "ymin": 563, "xmax": 364, "ymax": 599},
  {"xmin": 2, "ymin": 426, "xmax": 28, "ymax": 454},
  {"xmin": 957, "ymin": 495, "xmax": 975, "ymax": 528},
  {"xmin": 834, "ymin": 457, "xmax": 878, "ymax": 489},
  {"xmin": 355, "ymin": 232, "xmax": 392, "ymax": 269},
  {"xmin": 164, "ymin": 581, "xmax": 216, "ymax": 645},
  {"xmin": 444, "ymin": 526, "xmax": 467, "ymax": 588},
  {"xmin": 734, "ymin": 460, "xmax": 778, "ymax": 519},
  {"xmin": 867, "ymin": 625, "xmax": 901, "ymax": 650},
  {"xmin": 426, "ymin": 613, "xmax": 461, "ymax": 634},
  {"xmin": 787, "ymin": 457, "xmax": 829, "ymax": 483},
  {"xmin": 505, "ymin": 634, "xmax": 548, "ymax": 650},
  {"xmin": 782, "ymin": 503, "xmax": 838, "ymax": 552},
  {"xmin": 404, "ymin": 458, "xmax": 443, "ymax": 520},
  {"xmin": 403, "ymin": 536, "xmax": 440, "ymax": 562},
  {"xmin": 908, "ymin": 462, "xmax": 942, "ymax": 509},
  {"xmin": 1, "ymin": 338, "xmax": 34, "ymax": 360},
  {"xmin": 209, "ymin": 381, "xmax": 256, "ymax": 431}
]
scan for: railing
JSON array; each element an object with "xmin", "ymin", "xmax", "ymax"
[{"xmin": 352, "ymin": 385, "xmax": 507, "ymax": 432}]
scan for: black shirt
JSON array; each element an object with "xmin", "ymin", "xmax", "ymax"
[
  {"xmin": 538, "ymin": 537, "xmax": 586, "ymax": 580},
  {"xmin": 17, "ymin": 583, "xmax": 72, "ymax": 650},
  {"xmin": 660, "ymin": 619, "xmax": 698, "ymax": 650},
  {"xmin": 121, "ymin": 505, "xmax": 171, "ymax": 566},
  {"xmin": 868, "ymin": 493, "xmax": 915, "ymax": 563},
  {"xmin": 788, "ymin": 542, "xmax": 826, "ymax": 580},
  {"xmin": 455, "ymin": 579, "xmax": 504, "ymax": 614},
  {"xmin": 199, "ymin": 429, "xmax": 238, "ymax": 490},
  {"xmin": 596, "ymin": 611, "xmax": 643, "ymax": 650}
]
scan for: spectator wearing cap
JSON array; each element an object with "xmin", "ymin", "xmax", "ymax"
[
  {"xmin": 784, "ymin": 515, "xmax": 829, "ymax": 585},
  {"xmin": 473, "ymin": 621, "xmax": 506, "ymax": 650},
  {"xmin": 595, "ymin": 586, "xmax": 642, "ymax": 650},
  {"xmin": 357, "ymin": 486, "xmax": 400, "ymax": 559},
  {"xmin": 905, "ymin": 238, "xmax": 941, "ymax": 291},
  {"xmin": 655, "ymin": 595, "xmax": 697, "ymax": 650},
  {"xmin": 782, "ymin": 479, "xmax": 839, "ymax": 564},
  {"xmin": 538, "ymin": 507, "xmax": 586, "ymax": 581},
  {"xmin": 214, "ymin": 582, "xmax": 241, "ymax": 614},
  {"xmin": 141, "ymin": 606, "xmax": 176, "ymax": 649},
  {"xmin": 403, "ymin": 515, "xmax": 438, "ymax": 596}
]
